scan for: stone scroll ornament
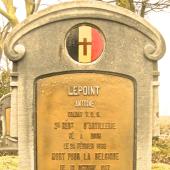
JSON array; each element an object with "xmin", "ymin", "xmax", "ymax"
[{"xmin": 66, "ymin": 25, "xmax": 104, "ymax": 63}]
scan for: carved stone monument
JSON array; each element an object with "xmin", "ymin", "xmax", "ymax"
[
  {"xmin": 0, "ymin": 94, "xmax": 11, "ymax": 139},
  {"xmin": 4, "ymin": 1, "xmax": 165, "ymax": 170},
  {"xmin": 0, "ymin": 93, "xmax": 18, "ymax": 148}
]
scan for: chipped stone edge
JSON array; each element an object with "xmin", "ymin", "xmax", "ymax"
[{"xmin": 4, "ymin": 0, "xmax": 166, "ymax": 62}]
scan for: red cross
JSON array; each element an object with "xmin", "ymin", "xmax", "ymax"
[{"xmin": 79, "ymin": 38, "xmax": 92, "ymax": 55}]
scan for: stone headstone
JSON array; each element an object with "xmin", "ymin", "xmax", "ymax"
[
  {"xmin": 4, "ymin": 1, "xmax": 165, "ymax": 170},
  {"xmin": 0, "ymin": 93, "xmax": 11, "ymax": 138},
  {"xmin": 0, "ymin": 93, "xmax": 17, "ymax": 149}
]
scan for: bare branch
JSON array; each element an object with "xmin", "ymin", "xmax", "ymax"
[
  {"xmin": 0, "ymin": 7, "xmax": 11, "ymax": 21},
  {"xmin": 25, "ymin": 0, "xmax": 35, "ymax": 16},
  {"xmin": 25, "ymin": 0, "xmax": 42, "ymax": 16},
  {"xmin": 0, "ymin": 22, "xmax": 11, "ymax": 59},
  {"xmin": 1, "ymin": 0, "xmax": 19, "ymax": 26},
  {"xmin": 34, "ymin": 0, "xmax": 41, "ymax": 12},
  {"xmin": 1, "ymin": 23, "xmax": 11, "ymax": 41},
  {"xmin": 140, "ymin": 0, "xmax": 149, "ymax": 17}
]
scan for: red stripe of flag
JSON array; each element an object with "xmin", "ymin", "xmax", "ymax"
[{"xmin": 91, "ymin": 28, "xmax": 104, "ymax": 61}]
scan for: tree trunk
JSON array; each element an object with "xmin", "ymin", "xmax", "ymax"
[{"xmin": 140, "ymin": 0, "xmax": 148, "ymax": 17}]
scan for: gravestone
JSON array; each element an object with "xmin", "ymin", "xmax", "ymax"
[
  {"xmin": 4, "ymin": 1, "xmax": 165, "ymax": 170},
  {"xmin": 0, "ymin": 93, "xmax": 18, "ymax": 148},
  {"xmin": 0, "ymin": 94, "xmax": 11, "ymax": 138}
]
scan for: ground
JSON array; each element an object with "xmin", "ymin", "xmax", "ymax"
[
  {"xmin": 152, "ymin": 116, "xmax": 170, "ymax": 170},
  {"xmin": 0, "ymin": 156, "xmax": 18, "ymax": 170},
  {"xmin": 152, "ymin": 163, "xmax": 170, "ymax": 170}
]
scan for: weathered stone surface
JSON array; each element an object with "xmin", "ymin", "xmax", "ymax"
[{"xmin": 4, "ymin": 1, "xmax": 165, "ymax": 170}]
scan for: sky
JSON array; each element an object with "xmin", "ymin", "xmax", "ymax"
[
  {"xmin": 146, "ymin": 12, "xmax": 170, "ymax": 116},
  {"xmin": 0, "ymin": 0, "xmax": 170, "ymax": 116}
]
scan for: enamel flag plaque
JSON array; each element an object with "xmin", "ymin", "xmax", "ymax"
[{"xmin": 66, "ymin": 25, "xmax": 104, "ymax": 63}]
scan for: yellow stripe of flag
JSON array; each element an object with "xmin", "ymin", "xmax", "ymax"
[{"xmin": 78, "ymin": 26, "xmax": 92, "ymax": 63}]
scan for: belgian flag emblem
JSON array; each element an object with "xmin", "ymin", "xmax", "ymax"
[{"xmin": 66, "ymin": 25, "xmax": 104, "ymax": 63}]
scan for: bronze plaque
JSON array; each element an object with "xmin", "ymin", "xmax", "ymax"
[
  {"xmin": 36, "ymin": 73, "xmax": 134, "ymax": 170},
  {"xmin": 5, "ymin": 108, "xmax": 11, "ymax": 136}
]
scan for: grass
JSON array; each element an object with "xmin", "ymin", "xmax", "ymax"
[
  {"xmin": 152, "ymin": 163, "xmax": 170, "ymax": 170},
  {"xmin": 0, "ymin": 156, "xmax": 18, "ymax": 170},
  {"xmin": 152, "ymin": 116, "xmax": 170, "ymax": 169},
  {"xmin": 160, "ymin": 116, "xmax": 170, "ymax": 136},
  {"xmin": 152, "ymin": 137, "xmax": 170, "ymax": 164}
]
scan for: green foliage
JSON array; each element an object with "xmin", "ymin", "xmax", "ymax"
[
  {"xmin": 152, "ymin": 117, "xmax": 170, "ymax": 166},
  {"xmin": 152, "ymin": 137, "xmax": 170, "ymax": 164},
  {"xmin": 0, "ymin": 156, "xmax": 18, "ymax": 170},
  {"xmin": 0, "ymin": 70, "xmax": 10, "ymax": 98},
  {"xmin": 116, "ymin": 0, "xmax": 135, "ymax": 12},
  {"xmin": 160, "ymin": 117, "xmax": 170, "ymax": 136},
  {"xmin": 152, "ymin": 163, "xmax": 170, "ymax": 170}
]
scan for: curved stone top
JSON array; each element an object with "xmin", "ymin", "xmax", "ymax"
[
  {"xmin": 4, "ymin": 0, "xmax": 166, "ymax": 61},
  {"xmin": 0, "ymin": 93, "xmax": 11, "ymax": 104},
  {"xmin": 0, "ymin": 93, "xmax": 11, "ymax": 115}
]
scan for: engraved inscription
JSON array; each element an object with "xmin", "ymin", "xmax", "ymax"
[
  {"xmin": 37, "ymin": 73, "xmax": 134, "ymax": 170},
  {"xmin": 68, "ymin": 86, "xmax": 100, "ymax": 96}
]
